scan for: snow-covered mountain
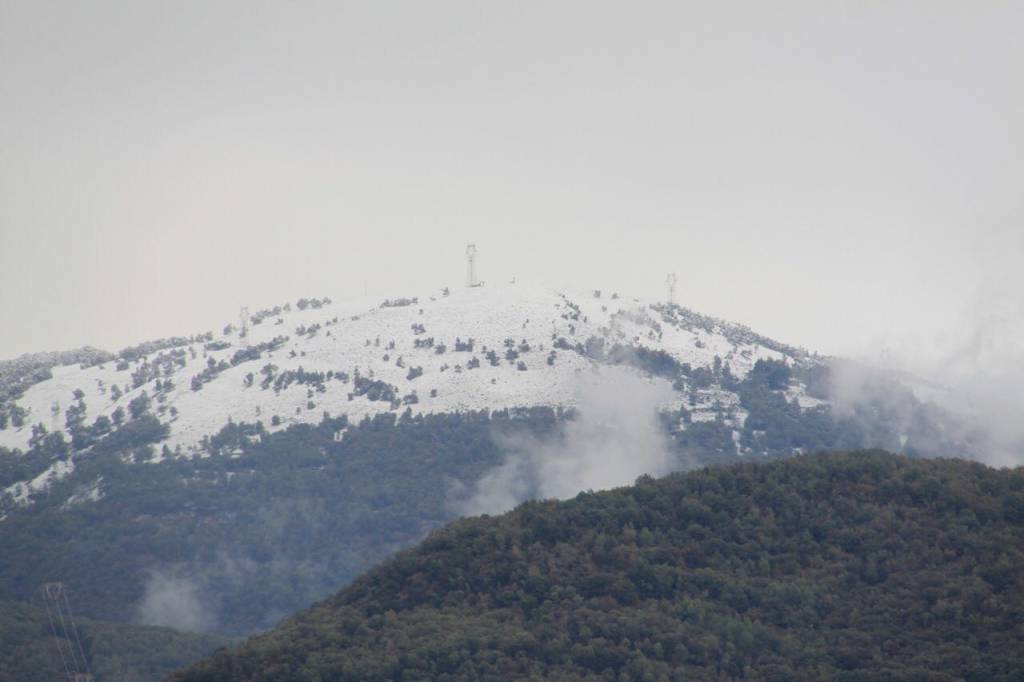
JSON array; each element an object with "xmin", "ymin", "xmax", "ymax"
[
  {"xmin": 0, "ymin": 281, "xmax": 977, "ymax": 637},
  {"xmin": 1, "ymin": 283, "xmax": 822, "ymax": 470}
]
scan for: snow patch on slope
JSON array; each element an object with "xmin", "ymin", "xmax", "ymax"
[{"xmin": 3, "ymin": 458, "xmax": 75, "ymax": 506}]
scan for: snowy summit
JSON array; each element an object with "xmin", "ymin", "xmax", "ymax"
[{"xmin": 1, "ymin": 282, "xmax": 817, "ymax": 461}]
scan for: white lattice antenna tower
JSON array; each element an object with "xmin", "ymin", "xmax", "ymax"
[
  {"xmin": 465, "ymin": 244, "xmax": 478, "ymax": 287},
  {"xmin": 239, "ymin": 306, "xmax": 250, "ymax": 341},
  {"xmin": 666, "ymin": 273, "xmax": 678, "ymax": 305}
]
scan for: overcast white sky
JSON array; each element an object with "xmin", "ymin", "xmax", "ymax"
[{"xmin": 1, "ymin": 1, "xmax": 1021, "ymax": 367}]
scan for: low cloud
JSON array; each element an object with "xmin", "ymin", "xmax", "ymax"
[
  {"xmin": 910, "ymin": 290, "xmax": 1024, "ymax": 467},
  {"xmin": 846, "ymin": 260, "xmax": 1024, "ymax": 467},
  {"xmin": 136, "ymin": 570, "xmax": 216, "ymax": 632},
  {"xmin": 455, "ymin": 367, "xmax": 679, "ymax": 516}
]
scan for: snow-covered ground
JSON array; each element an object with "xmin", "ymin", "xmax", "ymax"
[
  {"xmin": 2, "ymin": 458, "xmax": 75, "ymax": 505},
  {"xmin": 0, "ymin": 282, "xmax": 817, "ymax": 459}
]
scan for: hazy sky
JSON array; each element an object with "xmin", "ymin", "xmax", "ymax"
[{"xmin": 2, "ymin": 1, "xmax": 1022, "ymax": 365}]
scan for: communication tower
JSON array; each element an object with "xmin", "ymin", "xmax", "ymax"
[
  {"xmin": 239, "ymin": 306, "xmax": 250, "ymax": 341},
  {"xmin": 41, "ymin": 582, "xmax": 93, "ymax": 682},
  {"xmin": 666, "ymin": 273, "xmax": 678, "ymax": 305},
  {"xmin": 465, "ymin": 244, "xmax": 478, "ymax": 288}
]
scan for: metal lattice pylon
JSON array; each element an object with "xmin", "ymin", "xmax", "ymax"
[
  {"xmin": 239, "ymin": 306, "xmax": 250, "ymax": 341},
  {"xmin": 41, "ymin": 582, "xmax": 93, "ymax": 682},
  {"xmin": 465, "ymin": 244, "xmax": 478, "ymax": 287}
]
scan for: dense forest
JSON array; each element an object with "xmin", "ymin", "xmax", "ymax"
[
  {"xmin": 174, "ymin": 451, "xmax": 1024, "ymax": 681},
  {"xmin": 0, "ymin": 599, "xmax": 226, "ymax": 682}
]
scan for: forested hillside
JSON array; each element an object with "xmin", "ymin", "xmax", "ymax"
[
  {"xmin": 0, "ymin": 599, "xmax": 226, "ymax": 682},
  {"xmin": 0, "ymin": 409, "xmax": 567, "ymax": 634},
  {"xmin": 174, "ymin": 451, "xmax": 1024, "ymax": 681}
]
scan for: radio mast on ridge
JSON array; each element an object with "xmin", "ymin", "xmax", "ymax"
[
  {"xmin": 465, "ymin": 244, "xmax": 479, "ymax": 288},
  {"xmin": 239, "ymin": 306, "xmax": 250, "ymax": 342}
]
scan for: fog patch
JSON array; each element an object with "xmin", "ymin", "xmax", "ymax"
[
  {"xmin": 455, "ymin": 367, "xmax": 678, "ymax": 516},
  {"xmin": 907, "ymin": 292, "xmax": 1024, "ymax": 467},
  {"xmin": 846, "ymin": 277, "xmax": 1024, "ymax": 466},
  {"xmin": 136, "ymin": 570, "xmax": 216, "ymax": 633}
]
